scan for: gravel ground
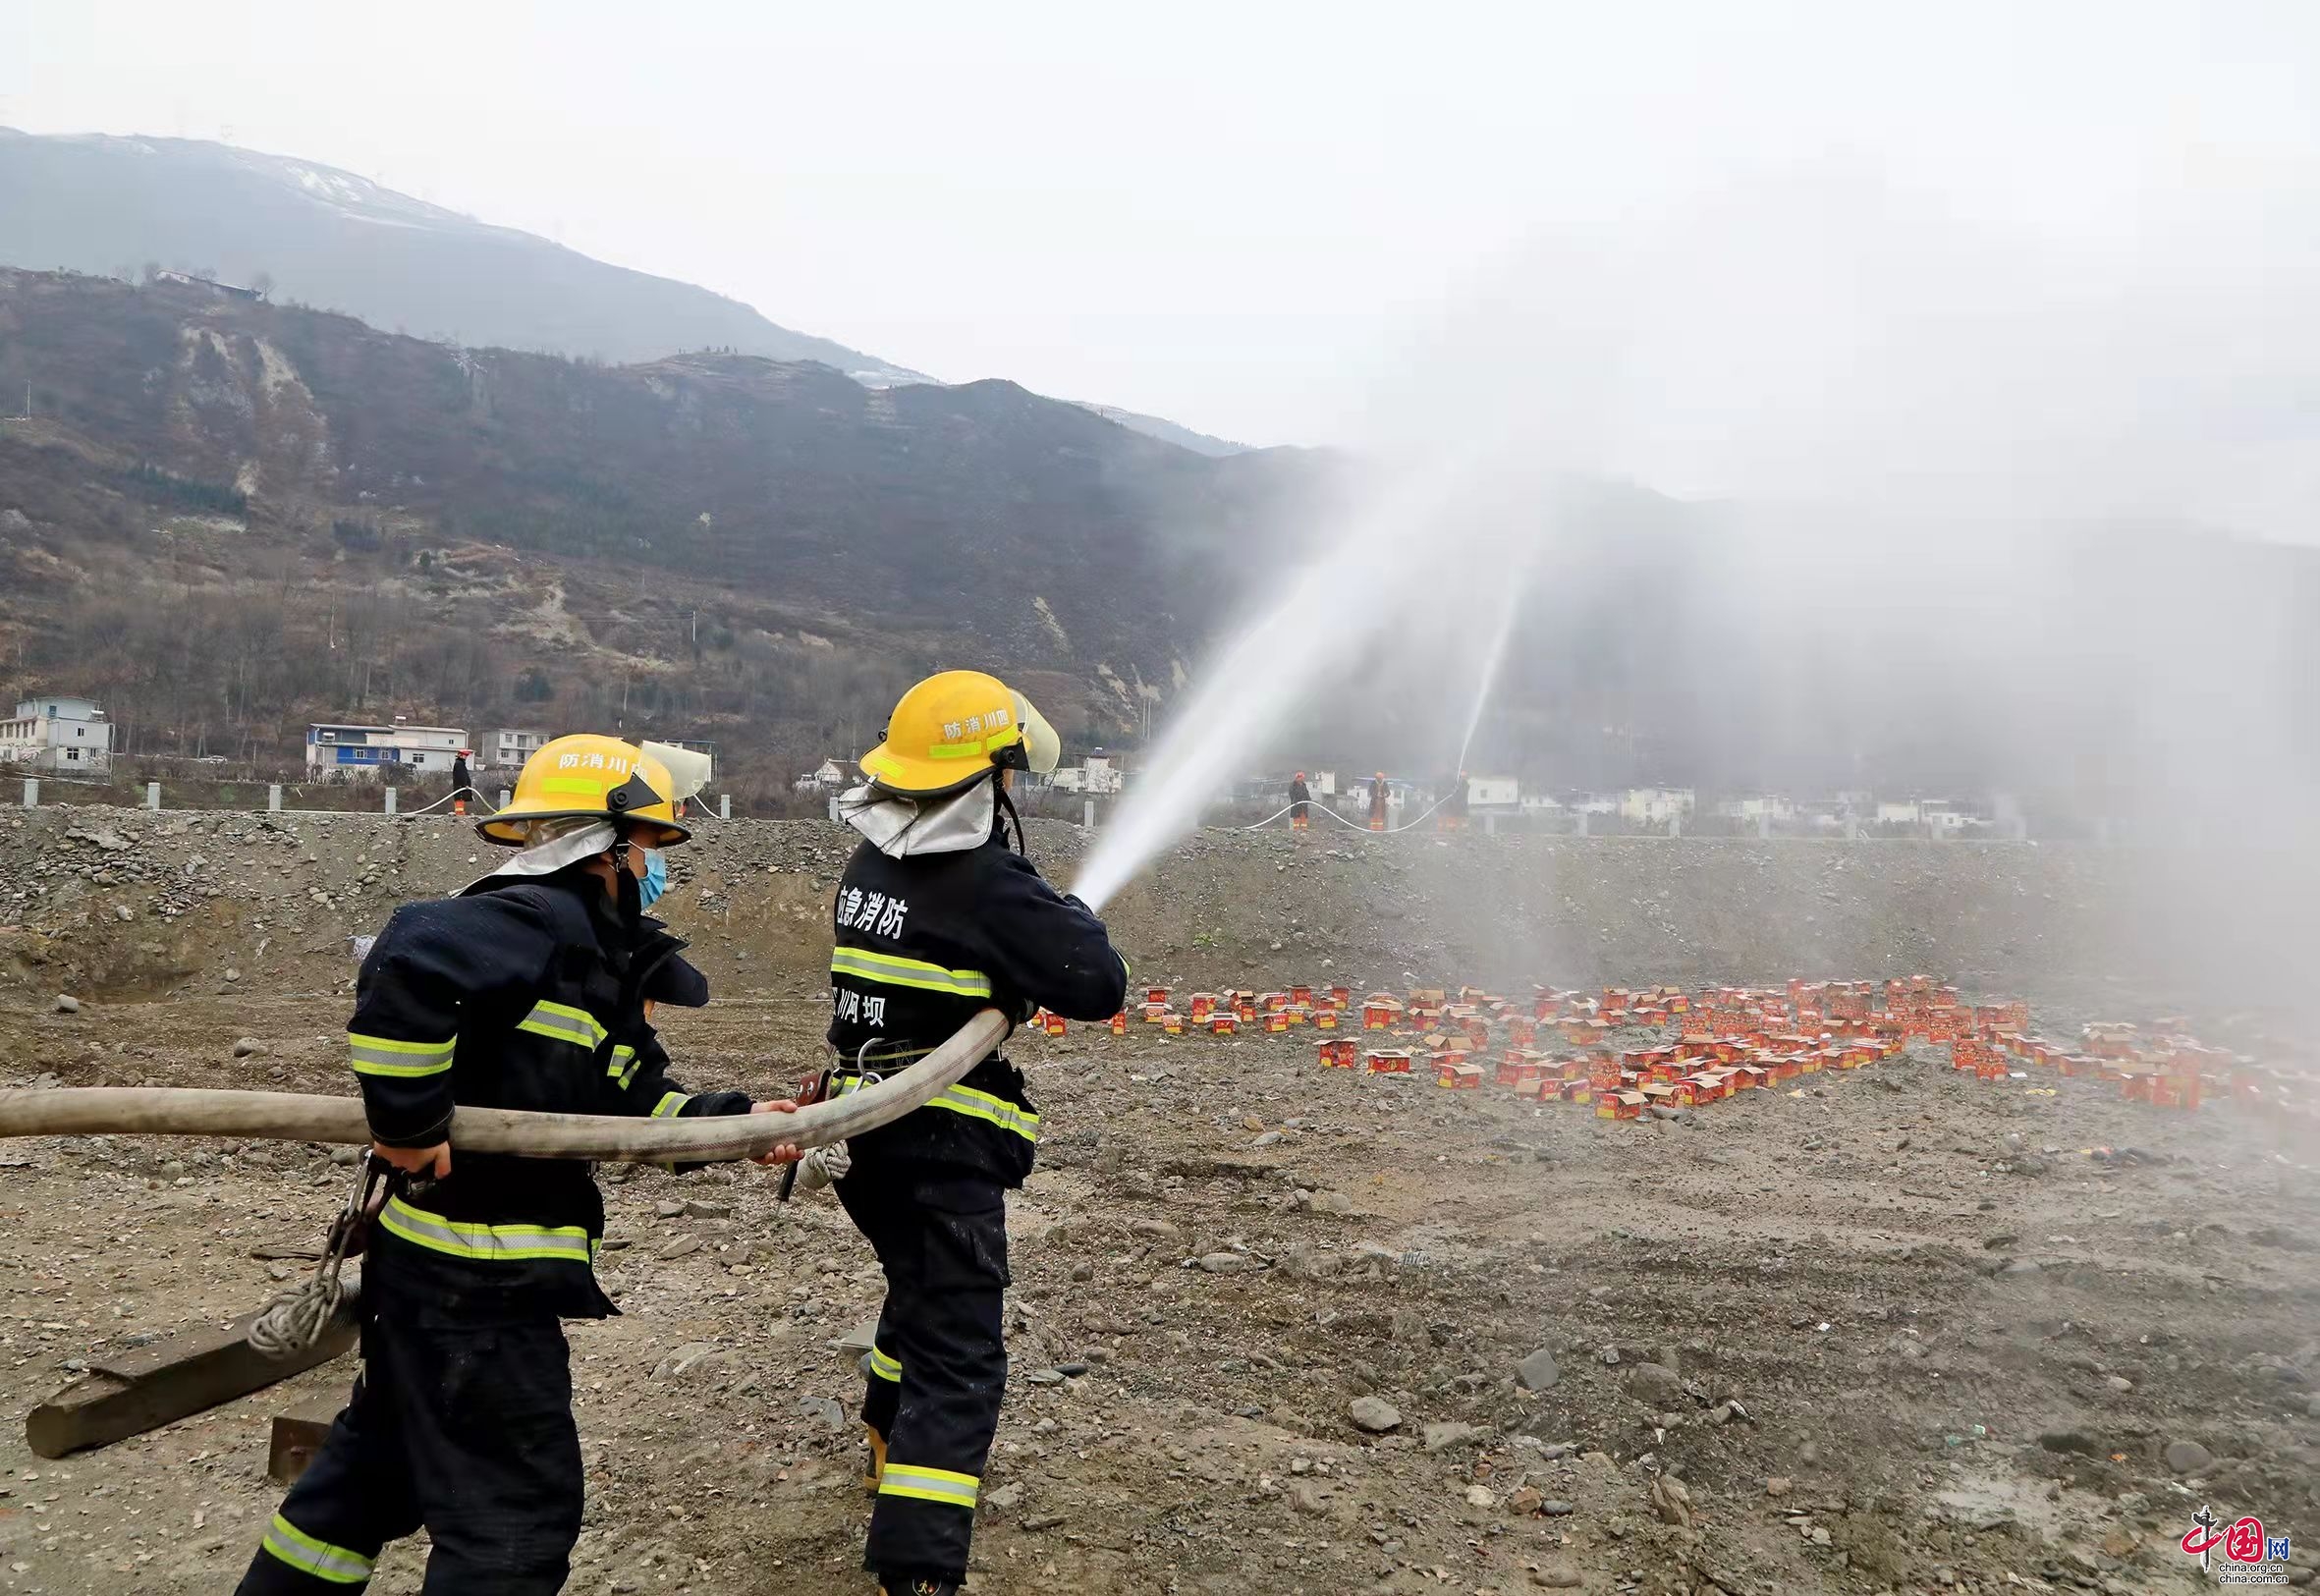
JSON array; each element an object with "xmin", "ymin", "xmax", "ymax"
[{"xmin": 1, "ymin": 807, "xmax": 2316, "ymax": 1595}]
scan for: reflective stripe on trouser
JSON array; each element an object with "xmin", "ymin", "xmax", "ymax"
[
  {"xmin": 832, "ymin": 1074, "xmax": 1039, "ymax": 1143},
  {"xmin": 235, "ymin": 1313, "xmax": 581, "ymax": 1596},
  {"xmin": 376, "ymin": 1197, "xmax": 595, "ymax": 1265},
  {"xmin": 259, "ymin": 1513, "xmax": 373, "ymax": 1584},
  {"xmin": 838, "ymin": 1177, "xmax": 1010, "ymax": 1586}
]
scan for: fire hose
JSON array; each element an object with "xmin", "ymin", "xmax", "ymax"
[
  {"xmin": 0, "ymin": 1008, "xmax": 1007, "ymax": 1164},
  {"xmin": 7, "ymin": 1012, "xmax": 1010, "ymax": 1421},
  {"xmin": 1237, "ymin": 791, "xmax": 1458, "ymax": 833}
]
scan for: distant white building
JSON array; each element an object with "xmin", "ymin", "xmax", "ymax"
[
  {"xmin": 0, "ymin": 695, "xmax": 114, "ymax": 774},
  {"xmin": 306, "ymin": 720, "xmax": 467, "ymax": 781},
  {"xmin": 1620, "ymin": 787, "xmax": 1694, "ymax": 824},
  {"xmin": 795, "ymin": 757, "xmax": 855, "ymax": 794},
  {"xmin": 1053, "ymin": 748, "xmax": 1125, "ymax": 796},
  {"xmin": 1876, "ymin": 799, "xmax": 1921, "ymax": 825},
  {"xmin": 1466, "ymin": 775, "xmax": 1519, "ymax": 809},
  {"xmin": 479, "ymin": 727, "xmax": 551, "ymax": 771},
  {"xmin": 1715, "ymin": 794, "xmax": 1795, "ymax": 822},
  {"xmin": 1519, "ymin": 792, "xmax": 1565, "ymax": 815}
]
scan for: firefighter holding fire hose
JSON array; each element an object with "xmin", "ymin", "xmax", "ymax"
[
  {"xmin": 238, "ymin": 735, "xmax": 801, "ymax": 1596},
  {"xmin": 821, "ymin": 670, "xmax": 1129, "ymax": 1596}
]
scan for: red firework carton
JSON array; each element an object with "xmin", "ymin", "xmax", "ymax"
[
  {"xmin": 1044, "ymin": 1013, "xmax": 1069, "ymax": 1037},
  {"xmin": 1508, "ymin": 1017, "xmax": 1538, "ymax": 1048},
  {"xmin": 1108, "ymin": 1013, "xmax": 1128, "ymax": 1036},
  {"xmin": 1732, "ymin": 1065, "xmax": 1768, "ymax": 1091},
  {"xmin": 1362, "ymin": 994, "xmax": 1403, "ymax": 1030},
  {"xmin": 1260, "ymin": 991, "xmax": 1290, "ymax": 1014},
  {"xmin": 1235, "ymin": 993, "xmax": 1260, "ymax": 1022},
  {"xmin": 1210, "ymin": 1013, "xmax": 1239, "ymax": 1036},
  {"xmin": 1189, "ymin": 993, "xmax": 1217, "ymax": 1022},
  {"xmin": 1160, "ymin": 1011, "xmax": 1186, "ymax": 1036},
  {"xmin": 1264, "ymin": 1010, "xmax": 1292, "ymax": 1034},
  {"xmin": 1284, "ymin": 1005, "xmax": 1310, "ymax": 1028},
  {"xmin": 1313, "ymin": 1006, "xmax": 1340, "ymax": 1030},
  {"xmin": 1495, "ymin": 1053, "xmax": 1528, "ymax": 1088},
  {"xmin": 1329, "ymin": 984, "xmax": 1352, "ymax": 1008},
  {"xmin": 1797, "ymin": 1049, "xmax": 1825, "ymax": 1074},
  {"xmin": 1319, "ymin": 1038, "xmax": 1357, "ymax": 1070},
  {"xmin": 1597, "ymin": 1089, "xmax": 1646, "ymax": 1122},
  {"xmin": 1697, "ymin": 1071, "xmax": 1737, "ymax": 1103},
  {"xmin": 1515, "ymin": 1059, "xmax": 1545, "ymax": 1091},
  {"xmin": 1452, "ymin": 1062, "xmax": 1484, "ymax": 1090},
  {"xmin": 1563, "ymin": 1079, "xmax": 1595, "ymax": 1105},
  {"xmin": 1665, "ymin": 1077, "xmax": 1698, "ymax": 1109},
  {"xmin": 2119, "ymin": 1062, "xmax": 2158, "ymax": 1103},
  {"xmin": 1586, "ymin": 1052, "xmax": 1623, "ymax": 1091},
  {"xmin": 1291, "ymin": 983, "xmax": 1314, "ymax": 1006},
  {"xmin": 1144, "ymin": 986, "xmax": 1172, "ymax": 1008},
  {"xmin": 1366, "ymin": 1049, "xmax": 1412, "ymax": 1074},
  {"xmin": 1409, "ymin": 987, "xmax": 1448, "ymax": 1008},
  {"xmin": 2151, "ymin": 1072, "xmax": 2203, "ymax": 1110}
]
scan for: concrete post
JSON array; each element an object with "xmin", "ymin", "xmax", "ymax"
[
  {"xmin": 144, "ymin": 782, "xmax": 160, "ymax": 810},
  {"xmin": 1756, "ymin": 812, "xmax": 1772, "ymax": 840},
  {"xmin": 827, "ymin": 793, "xmax": 842, "ymax": 822},
  {"xmin": 719, "ymin": 794, "xmax": 731, "ymax": 821},
  {"xmin": 1845, "ymin": 815, "xmax": 1860, "ymax": 842},
  {"xmin": 384, "ymin": 786, "xmax": 398, "ymax": 815},
  {"xmin": 267, "ymin": 785, "xmax": 283, "ymax": 813},
  {"xmin": 498, "ymin": 789, "xmax": 512, "ymax": 810},
  {"xmin": 1668, "ymin": 816, "xmax": 1680, "ymax": 840},
  {"xmin": 1483, "ymin": 811, "xmax": 1497, "ymax": 836},
  {"xmin": 21, "ymin": 778, "xmax": 36, "ymax": 809},
  {"xmin": 1083, "ymin": 798, "xmax": 1096, "ymax": 829}
]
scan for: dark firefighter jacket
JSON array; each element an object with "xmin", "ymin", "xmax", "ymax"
[
  {"xmin": 826, "ymin": 815, "xmax": 1128, "ymax": 1187},
  {"xmin": 349, "ymin": 872, "xmax": 749, "ymax": 1320}
]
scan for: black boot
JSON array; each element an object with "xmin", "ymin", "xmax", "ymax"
[{"xmin": 878, "ymin": 1578, "xmax": 961, "ymax": 1596}]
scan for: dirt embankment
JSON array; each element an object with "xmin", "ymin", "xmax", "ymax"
[{"xmin": 3, "ymin": 807, "xmax": 2312, "ymax": 1027}]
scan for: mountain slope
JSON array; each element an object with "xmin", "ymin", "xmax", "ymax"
[
  {"xmin": 0, "ymin": 128, "xmax": 923, "ymax": 382},
  {"xmin": 0, "ymin": 267, "xmax": 1315, "ymax": 783},
  {"xmin": 1072, "ymin": 403, "xmax": 1247, "ymax": 457}
]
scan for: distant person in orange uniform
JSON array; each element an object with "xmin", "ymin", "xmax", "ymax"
[
  {"xmin": 1289, "ymin": 772, "xmax": 1311, "ymax": 832},
  {"xmin": 1367, "ymin": 772, "xmax": 1390, "ymax": 832}
]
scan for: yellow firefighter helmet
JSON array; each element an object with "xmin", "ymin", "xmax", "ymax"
[
  {"xmin": 479, "ymin": 734, "xmax": 690, "ymax": 847},
  {"xmin": 858, "ymin": 670, "xmax": 1061, "ymax": 798}
]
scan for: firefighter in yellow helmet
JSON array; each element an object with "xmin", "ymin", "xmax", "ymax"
[
  {"xmin": 825, "ymin": 671, "xmax": 1128, "ymax": 1596},
  {"xmin": 240, "ymin": 735, "xmax": 801, "ymax": 1596}
]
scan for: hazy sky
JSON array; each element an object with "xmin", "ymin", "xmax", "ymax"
[{"xmin": 9, "ymin": 1, "xmax": 2320, "ymax": 537}]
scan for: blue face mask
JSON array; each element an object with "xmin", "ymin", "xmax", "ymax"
[{"xmin": 637, "ymin": 848, "xmax": 668, "ymax": 911}]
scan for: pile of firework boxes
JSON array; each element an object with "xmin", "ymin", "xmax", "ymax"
[
  {"xmin": 1035, "ymin": 973, "xmax": 2273, "ymax": 1121},
  {"xmin": 1994, "ymin": 1013, "xmax": 2264, "ymax": 1111}
]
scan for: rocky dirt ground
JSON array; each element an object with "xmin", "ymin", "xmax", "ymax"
[{"xmin": 1, "ymin": 807, "xmax": 2316, "ymax": 1595}]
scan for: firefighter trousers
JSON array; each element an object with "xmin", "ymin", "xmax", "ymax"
[
  {"xmin": 237, "ymin": 1309, "xmax": 582, "ymax": 1594},
  {"xmin": 839, "ymin": 1169, "xmax": 1011, "ymax": 1587}
]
